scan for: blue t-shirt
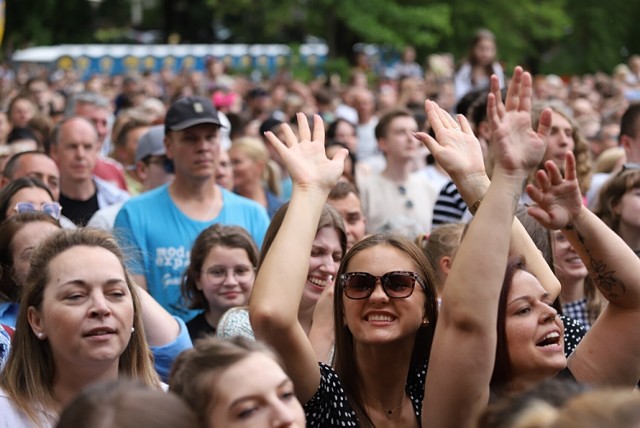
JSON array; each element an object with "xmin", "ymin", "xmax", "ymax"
[
  {"xmin": 114, "ymin": 184, "xmax": 269, "ymax": 320},
  {"xmin": 0, "ymin": 302, "xmax": 18, "ymax": 329}
]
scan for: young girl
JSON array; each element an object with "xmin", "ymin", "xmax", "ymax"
[
  {"xmin": 454, "ymin": 29, "xmax": 505, "ymax": 101},
  {"xmin": 182, "ymin": 224, "xmax": 259, "ymax": 340}
]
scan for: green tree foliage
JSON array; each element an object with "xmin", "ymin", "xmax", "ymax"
[
  {"xmin": 540, "ymin": 0, "xmax": 640, "ymax": 75},
  {"xmin": 4, "ymin": 0, "xmax": 640, "ymax": 75},
  {"xmin": 440, "ymin": 0, "xmax": 570, "ymax": 73}
]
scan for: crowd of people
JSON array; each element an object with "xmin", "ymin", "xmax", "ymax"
[{"xmin": 1, "ymin": 30, "xmax": 640, "ymax": 427}]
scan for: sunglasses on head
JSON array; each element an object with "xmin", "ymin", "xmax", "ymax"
[
  {"xmin": 14, "ymin": 201, "xmax": 62, "ymax": 220},
  {"xmin": 340, "ymin": 271, "xmax": 424, "ymax": 300}
]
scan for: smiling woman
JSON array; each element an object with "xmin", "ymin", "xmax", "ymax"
[
  {"xmin": 181, "ymin": 224, "xmax": 259, "ymax": 341},
  {"xmin": 0, "ymin": 228, "xmax": 160, "ymax": 428},
  {"xmin": 216, "ymin": 201, "xmax": 346, "ymax": 364}
]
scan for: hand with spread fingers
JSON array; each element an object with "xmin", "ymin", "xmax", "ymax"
[
  {"xmin": 415, "ymin": 101, "xmax": 485, "ymax": 182},
  {"xmin": 526, "ymin": 151, "xmax": 584, "ymax": 230},
  {"xmin": 264, "ymin": 113, "xmax": 347, "ymax": 194},
  {"xmin": 487, "ymin": 66, "xmax": 550, "ymax": 177}
]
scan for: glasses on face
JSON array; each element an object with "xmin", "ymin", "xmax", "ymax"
[
  {"xmin": 340, "ymin": 271, "xmax": 424, "ymax": 300},
  {"xmin": 203, "ymin": 265, "xmax": 255, "ymax": 284},
  {"xmin": 14, "ymin": 201, "xmax": 62, "ymax": 220},
  {"xmin": 144, "ymin": 155, "xmax": 174, "ymax": 174}
]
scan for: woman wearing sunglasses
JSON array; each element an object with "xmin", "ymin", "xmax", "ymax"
[
  {"xmin": 250, "ymin": 113, "xmax": 438, "ymax": 426},
  {"xmin": 0, "ymin": 177, "xmax": 61, "ymax": 223}
]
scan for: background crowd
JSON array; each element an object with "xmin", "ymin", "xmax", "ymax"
[{"xmin": 1, "ymin": 29, "xmax": 640, "ymax": 427}]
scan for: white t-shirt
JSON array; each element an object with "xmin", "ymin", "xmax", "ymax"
[{"xmin": 0, "ymin": 389, "xmax": 55, "ymax": 428}]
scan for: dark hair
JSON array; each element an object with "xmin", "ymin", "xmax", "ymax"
[
  {"xmin": 328, "ymin": 180, "xmax": 360, "ymax": 201},
  {"xmin": 374, "ymin": 108, "xmax": 414, "ymax": 140},
  {"xmin": 325, "ymin": 140, "xmax": 357, "ymax": 183},
  {"xmin": 259, "ymin": 202, "xmax": 347, "ymax": 269},
  {"xmin": 182, "ymin": 224, "xmax": 259, "ymax": 310},
  {"xmin": 491, "ymin": 256, "xmax": 527, "ymax": 392},
  {"xmin": 333, "ymin": 233, "xmax": 438, "ymax": 426},
  {"xmin": 6, "ymin": 127, "xmax": 37, "ymax": 145},
  {"xmin": 0, "ymin": 212, "xmax": 60, "ymax": 301},
  {"xmin": 2, "ymin": 151, "xmax": 49, "ymax": 180},
  {"xmin": 114, "ymin": 118, "xmax": 151, "ymax": 149},
  {"xmin": 0, "ymin": 176, "xmax": 54, "ymax": 223},
  {"xmin": 56, "ymin": 380, "xmax": 198, "ymax": 428},
  {"xmin": 620, "ymin": 103, "xmax": 640, "ymax": 142},
  {"xmin": 326, "ymin": 118, "xmax": 356, "ymax": 142},
  {"xmin": 456, "ymin": 89, "xmax": 486, "ymax": 117},
  {"xmin": 466, "ymin": 29, "xmax": 497, "ymax": 78}
]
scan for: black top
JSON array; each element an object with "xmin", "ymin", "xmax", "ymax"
[
  {"xmin": 59, "ymin": 191, "xmax": 99, "ymax": 226},
  {"xmin": 304, "ymin": 362, "xmax": 426, "ymax": 427},
  {"xmin": 560, "ymin": 314, "xmax": 586, "ymax": 358},
  {"xmin": 186, "ymin": 312, "xmax": 216, "ymax": 341}
]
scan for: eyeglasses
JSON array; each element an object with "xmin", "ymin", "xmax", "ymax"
[
  {"xmin": 202, "ymin": 265, "xmax": 255, "ymax": 284},
  {"xmin": 340, "ymin": 271, "xmax": 424, "ymax": 300},
  {"xmin": 14, "ymin": 201, "xmax": 62, "ymax": 220},
  {"xmin": 143, "ymin": 156, "xmax": 174, "ymax": 174}
]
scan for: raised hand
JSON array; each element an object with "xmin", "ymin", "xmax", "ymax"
[
  {"xmin": 415, "ymin": 100, "xmax": 485, "ymax": 180},
  {"xmin": 526, "ymin": 151, "xmax": 583, "ymax": 230},
  {"xmin": 488, "ymin": 66, "xmax": 550, "ymax": 177},
  {"xmin": 264, "ymin": 113, "xmax": 347, "ymax": 193}
]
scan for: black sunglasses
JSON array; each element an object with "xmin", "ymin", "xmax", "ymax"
[{"xmin": 340, "ymin": 271, "xmax": 424, "ymax": 300}]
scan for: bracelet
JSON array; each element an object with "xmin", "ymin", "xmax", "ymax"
[{"xmin": 468, "ymin": 198, "xmax": 482, "ymax": 215}]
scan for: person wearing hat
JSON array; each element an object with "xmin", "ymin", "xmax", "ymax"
[
  {"xmin": 114, "ymin": 96, "xmax": 270, "ymax": 320},
  {"xmin": 87, "ymin": 125, "xmax": 174, "ymax": 230}
]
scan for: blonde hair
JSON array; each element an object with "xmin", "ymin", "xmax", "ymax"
[
  {"xmin": 593, "ymin": 146, "xmax": 625, "ymax": 174},
  {"xmin": 531, "ymin": 101, "xmax": 592, "ymax": 194},
  {"xmin": 231, "ymin": 137, "xmax": 281, "ymax": 196},
  {"xmin": 416, "ymin": 223, "xmax": 465, "ymax": 292},
  {"xmin": 0, "ymin": 229, "xmax": 160, "ymax": 426}
]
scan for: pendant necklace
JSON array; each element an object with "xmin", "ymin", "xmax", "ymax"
[{"xmin": 366, "ymin": 392, "xmax": 404, "ymax": 418}]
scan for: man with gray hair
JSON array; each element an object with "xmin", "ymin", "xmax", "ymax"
[
  {"xmin": 66, "ymin": 91, "xmax": 128, "ymax": 190},
  {"xmin": 50, "ymin": 116, "xmax": 129, "ymax": 226}
]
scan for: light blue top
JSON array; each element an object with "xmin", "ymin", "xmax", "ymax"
[
  {"xmin": 0, "ymin": 302, "xmax": 18, "ymax": 329},
  {"xmin": 114, "ymin": 184, "xmax": 269, "ymax": 320}
]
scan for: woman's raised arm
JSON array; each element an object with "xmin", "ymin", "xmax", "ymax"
[
  {"xmin": 422, "ymin": 68, "xmax": 548, "ymax": 428},
  {"xmin": 527, "ymin": 153, "xmax": 640, "ymax": 387},
  {"xmin": 249, "ymin": 113, "xmax": 347, "ymax": 403}
]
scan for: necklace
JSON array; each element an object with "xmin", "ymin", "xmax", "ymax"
[{"xmin": 366, "ymin": 392, "xmax": 404, "ymax": 418}]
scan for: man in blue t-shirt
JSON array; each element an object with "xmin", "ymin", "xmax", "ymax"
[{"xmin": 114, "ymin": 96, "xmax": 269, "ymax": 320}]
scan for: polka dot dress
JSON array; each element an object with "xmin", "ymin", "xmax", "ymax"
[
  {"xmin": 559, "ymin": 314, "xmax": 586, "ymax": 358},
  {"xmin": 304, "ymin": 362, "xmax": 426, "ymax": 427}
]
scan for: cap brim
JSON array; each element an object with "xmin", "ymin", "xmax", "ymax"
[{"xmin": 168, "ymin": 118, "xmax": 223, "ymax": 131}]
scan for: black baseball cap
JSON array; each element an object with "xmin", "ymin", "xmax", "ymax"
[{"xmin": 164, "ymin": 96, "xmax": 222, "ymax": 134}]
